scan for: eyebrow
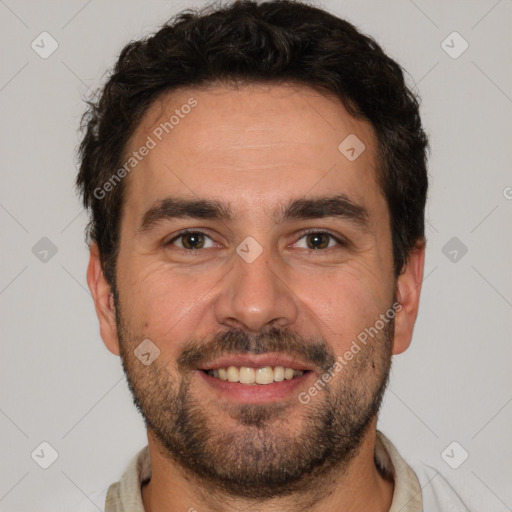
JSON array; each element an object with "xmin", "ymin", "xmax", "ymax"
[{"xmin": 137, "ymin": 193, "xmax": 370, "ymax": 234}]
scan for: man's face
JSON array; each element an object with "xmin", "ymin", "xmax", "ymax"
[{"xmin": 106, "ymin": 84, "xmax": 401, "ymax": 497}]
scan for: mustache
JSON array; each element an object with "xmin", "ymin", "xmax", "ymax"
[{"xmin": 177, "ymin": 325, "xmax": 336, "ymax": 374}]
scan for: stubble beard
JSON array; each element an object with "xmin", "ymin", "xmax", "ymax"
[{"xmin": 115, "ymin": 299, "xmax": 394, "ymax": 500}]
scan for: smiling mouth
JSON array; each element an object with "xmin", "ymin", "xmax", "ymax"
[{"xmin": 202, "ymin": 366, "xmax": 309, "ymax": 385}]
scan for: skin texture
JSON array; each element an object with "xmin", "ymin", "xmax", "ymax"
[{"xmin": 87, "ymin": 83, "xmax": 425, "ymax": 512}]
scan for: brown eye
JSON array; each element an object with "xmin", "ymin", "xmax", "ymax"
[
  {"xmin": 305, "ymin": 232, "xmax": 330, "ymax": 249},
  {"xmin": 294, "ymin": 231, "xmax": 344, "ymax": 251},
  {"xmin": 181, "ymin": 232, "xmax": 205, "ymax": 249},
  {"xmin": 167, "ymin": 231, "xmax": 214, "ymax": 250}
]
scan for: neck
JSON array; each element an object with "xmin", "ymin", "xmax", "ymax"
[{"xmin": 141, "ymin": 420, "xmax": 394, "ymax": 512}]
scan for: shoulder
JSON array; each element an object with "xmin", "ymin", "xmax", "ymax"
[
  {"xmin": 408, "ymin": 460, "xmax": 475, "ymax": 512},
  {"xmin": 377, "ymin": 431, "xmax": 477, "ymax": 512}
]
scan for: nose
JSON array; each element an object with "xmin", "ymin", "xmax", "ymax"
[{"xmin": 213, "ymin": 246, "xmax": 299, "ymax": 333}]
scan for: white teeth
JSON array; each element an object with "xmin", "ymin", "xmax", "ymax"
[
  {"xmin": 239, "ymin": 367, "xmax": 256, "ymax": 384},
  {"xmin": 206, "ymin": 365, "xmax": 305, "ymax": 384},
  {"xmin": 255, "ymin": 366, "xmax": 274, "ymax": 384},
  {"xmin": 273, "ymin": 366, "xmax": 285, "ymax": 382},
  {"xmin": 227, "ymin": 366, "xmax": 239, "ymax": 382},
  {"xmin": 284, "ymin": 367, "xmax": 294, "ymax": 380}
]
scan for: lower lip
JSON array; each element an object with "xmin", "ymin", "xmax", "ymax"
[{"xmin": 197, "ymin": 370, "xmax": 314, "ymax": 404}]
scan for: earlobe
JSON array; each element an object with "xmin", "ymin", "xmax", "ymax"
[
  {"xmin": 86, "ymin": 243, "xmax": 120, "ymax": 355},
  {"xmin": 392, "ymin": 241, "xmax": 426, "ymax": 355}
]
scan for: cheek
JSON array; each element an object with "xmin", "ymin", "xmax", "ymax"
[
  {"xmin": 299, "ymin": 264, "xmax": 392, "ymax": 351},
  {"xmin": 117, "ymin": 257, "xmax": 219, "ymax": 344}
]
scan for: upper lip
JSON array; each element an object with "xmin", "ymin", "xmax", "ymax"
[{"xmin": 198, "ymin": 353, "xmax": 315, "ymax": 372}]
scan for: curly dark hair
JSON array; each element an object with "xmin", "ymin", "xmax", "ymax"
[{"xmin": 76, "ymin": 0, "xmax": 429, "ymax": 287}]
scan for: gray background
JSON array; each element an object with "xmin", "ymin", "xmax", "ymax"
[{"xmin": 0, "ymin": 0, "xmax": 511, "ymax": 510}]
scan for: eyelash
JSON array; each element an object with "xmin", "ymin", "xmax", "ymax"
[{"xmin": 165, "ymin": 228, "xmax": 348, "ymax": 253}]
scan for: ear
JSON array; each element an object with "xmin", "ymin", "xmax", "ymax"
[
  {"xmin": 392, "ymin": 241, "xmax": 426, "ymax": 355},
  {"xmin": 86, "ymin": 242, "xmax": 120, "ymax": 355}
]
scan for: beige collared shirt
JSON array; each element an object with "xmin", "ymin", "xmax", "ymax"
[{"xmin": 104, "ymin": 430, "xmax": 432, "ymax": 511}]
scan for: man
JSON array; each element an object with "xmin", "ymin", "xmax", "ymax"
[{"xmin": 77, "ymin": 0, "xmax": 472, "ymax": 510}]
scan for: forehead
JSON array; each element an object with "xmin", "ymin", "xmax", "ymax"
[{"xmin": 121, "ymin": 83, "xmax": 384, "ymax": 225}]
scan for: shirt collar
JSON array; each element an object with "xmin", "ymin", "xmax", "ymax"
[{"xmin": 376, "ymin": 430, "xmax": 423, "ymax": 511}]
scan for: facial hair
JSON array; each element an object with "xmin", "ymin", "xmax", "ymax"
[{"xmin": 114, "ymin": 296, "xmax": 394, "ymax": 500}]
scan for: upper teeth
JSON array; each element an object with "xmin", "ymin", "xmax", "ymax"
[{"xmin": 206, "ymin": 366, "xmax": 305, "ymax": 384}]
